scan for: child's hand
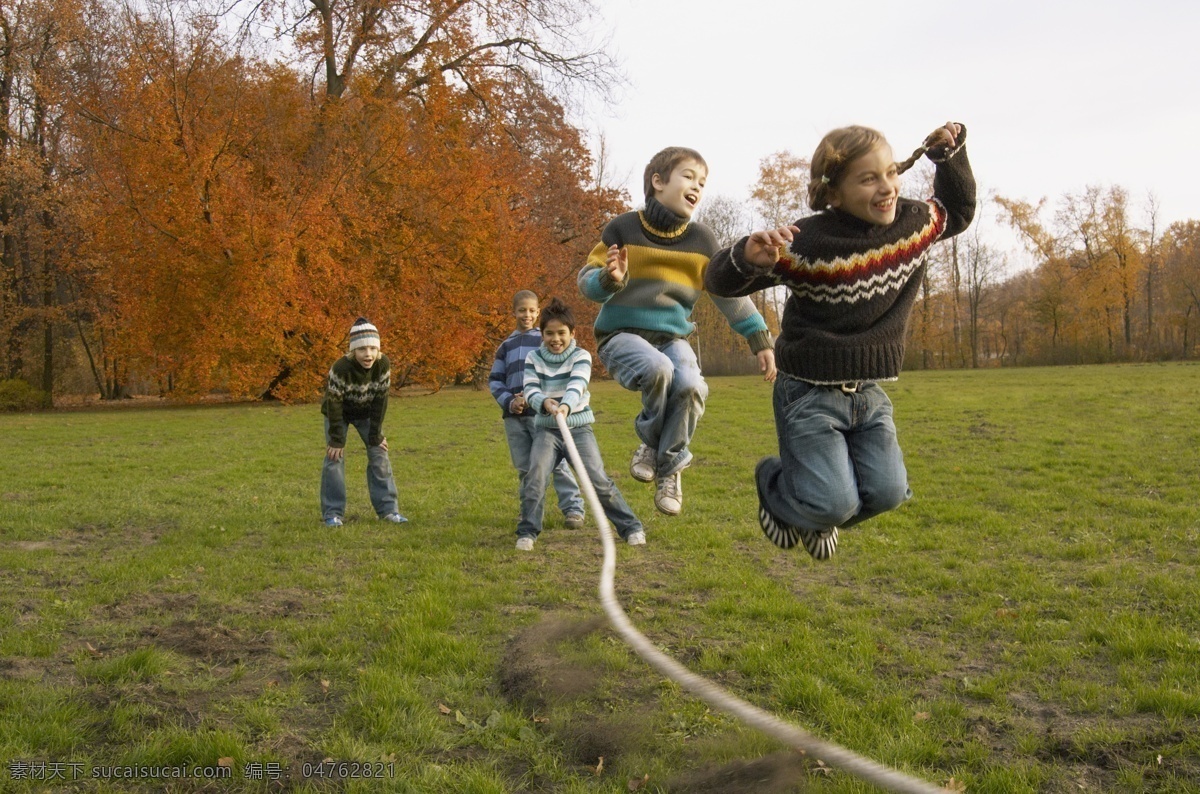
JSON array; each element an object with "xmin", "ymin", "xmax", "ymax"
[
  {"xmin": 543, "ymin": 398, "xmax": 559, "ymax": 415},
  {"xmin": 555, "ymin": 403, "xmax": 570, "ymax": 418},
  {"xmin": 605, "ymin": 244, "xmax": 628, "ymax": 284},
  {"xmin": 923, "ymin": 122, "xmax": 962, "ymax": 156},
  {"xmin": 376, "ymin": 437, "xmax": 388, "ymax": 452},
  {"xmin": 757, "ymin": 349, "xmax": 777, "ymax": 382},
  {"xmin": 510, "ymin": 394, "xmax": 527, "ymax": 414},
  {"xmin": 326, "ymin": 446, "xmax": 344, "ymax": 461},
  {"xmin": 743, "ymin": 226, "xmax": 799, "ymax": 269}
]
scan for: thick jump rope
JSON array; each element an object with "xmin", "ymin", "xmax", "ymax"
[{"xmin": 553, "ymin": 412, "xmax": 952, "ymax": 794}]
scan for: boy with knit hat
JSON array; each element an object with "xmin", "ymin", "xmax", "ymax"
[
  {"xmin": 320, "ymin": 317, "xmax": 407, "ymax": 527},
  {"xmin": 579, "ymin": 146, "xmax": 776, "ymax": 516}
]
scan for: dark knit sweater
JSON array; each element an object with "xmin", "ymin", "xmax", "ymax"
[
  {"xmin": 320, "ymin": 354, "xmax": 391, "ymax": 447},
  {"xmin": 705, "ymin": 130, "xmax": 975, "ymax": 383},
  {"xmin": 579, "ymin": 197, "xmax": 772, "ymax": 353}
]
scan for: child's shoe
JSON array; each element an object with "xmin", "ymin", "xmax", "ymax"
[
  {"xmin": 754, "ymin": 458, "xmax": 837, "ymax": 560},
  {"xmin": 630, "ymin": 443, "xmax": 656, "ymax": 482},
  {"xmin": 564, "ymin": 512, "xmax": 585, "ymax": 530},
  {"xmin": 515, "ymin": 536, "xmax": 535, "ymax": 551},
  {"xmin": 654, "ymin": 472, "xmax": 682, "ymax": 515},
  {"xmin": 324, "ymin": 516, "xmax": 343, "ymax": 527},
  {"xmin": 381, "ymin": 513, "xmax": 409, "ymax": 524},
  {"xmin": 625, "ymin": 530, "xmax": 646, "ymax": 546}
]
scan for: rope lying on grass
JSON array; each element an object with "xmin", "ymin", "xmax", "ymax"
[{"xmin": 553, "ymin": 412, "xmax": 951, "ymax": 794}]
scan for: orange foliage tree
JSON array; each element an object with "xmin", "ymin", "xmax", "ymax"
[{"xmin": 59, "ymin": 0, "xmax": 621, "ymax": 400}]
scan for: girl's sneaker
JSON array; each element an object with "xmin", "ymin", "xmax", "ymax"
[
  {"xmin": 754, "ymin": 458, "xmax": 837, "ymax": 560},
  {"xmin": 324, "ymin": 516, "xmax": 343, "ymax": 527},
  {"xmin": 381, "ymin": 513, "xmax": 408, "ymax": 524},
  {"xmin": 515, "ymin": 536, "xmax": 535, "ymax": 551},
  {"xmin": 625, "ymin": 530, "xmax": 646, "ymax": 546}
]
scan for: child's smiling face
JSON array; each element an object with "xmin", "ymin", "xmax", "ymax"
[
  {"xmin": 513, "ymin": 297, "xmax": 539, "ymax": 331},
  {"xmin": 827, "ymin": 143, "xmax": 900, "ymax": 226},
  {"xmin": 541, "ymin": 319, "xmax": 573, "ymax": 354},
  {"xmin": 651, "ymin": 158, "xmax": 707, "ymax": 219}
]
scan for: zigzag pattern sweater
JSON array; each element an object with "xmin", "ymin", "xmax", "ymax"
[
  {"xmin": 705, "ymin": 133, "xmax": 975, "ymax": 383},
  {"xmin": 578, "ymin": 198, "xmax": 772, "ymax": 353},
  {"xmin": 320, "ymin": 354, "xmax": 390, "ymax": 447}
]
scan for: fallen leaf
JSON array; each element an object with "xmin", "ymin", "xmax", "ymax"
[
  {"xmin": 438, "ymin": 703, "xmax": 451, "ymax": 715},
  {"xmin": 945, "ymin": 777, "xmax": 967, "ymax": 792},
  {"xmin": 217, "ymin": 757, "xmax": 233, "ymax": 768},
  {"xmin": 320, "ymin": 679, "xmax": 330, "ymax": 694},
  {"xmin": 593, "ymin": 756, "xmax": 604, "ymax": 776},
  {"xmin": 1157, "ymin": 754, "xmax": 1163, "ymax": 765},
  {"xmin": 627, "ymin": 773, "xmax": 649, "ymax": 791},
  {"xmin": 532, "ymin": 715, "xmax": 549, "ymax": 723},
  {"xmin": 85, "ymin": 642, "xmax": 103, "ymax": 658},
  {"xmin": 914, "ymin": 711, "xmax": 931, "ymax": 721},
  {"xmin": 266, "ymin": 679, "xmax": 278, "ymax": 688}
]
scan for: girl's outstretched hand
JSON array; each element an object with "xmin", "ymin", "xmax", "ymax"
[{"xmin": 743, "ymin": 225, "xmax": 800, "ymax": 269}]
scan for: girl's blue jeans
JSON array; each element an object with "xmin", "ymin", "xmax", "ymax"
[
  {"xmin": 758, "ymin": 376, "xmax": 911, "ymax": 532},
  {"xmin": 320, "ymin": 417, "xmax": 401, "ymax": 520},
  {"xmin": 503, "ymin": 415, "xmax": 584, "ymax": 517},
  {"xmin": 597, "ymin": 333, "xmax": 707, "ymax": 477},
  {"xmin": 518, "ymin": 424, "xmax": 642, "ymax": 540}
]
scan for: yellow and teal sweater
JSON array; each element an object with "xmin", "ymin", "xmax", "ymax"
[{"xmin": 578, "ymin": 198, "xmax": 772, "ymax": 353}]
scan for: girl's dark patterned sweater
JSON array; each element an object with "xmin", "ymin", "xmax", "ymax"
[
  {"xmin": 705, "ymin": 132, "xmax": 975, "ymax": 384},
  {"xmin": 320, "ymin": 354, "xmax": 391, "ymax": 447}
]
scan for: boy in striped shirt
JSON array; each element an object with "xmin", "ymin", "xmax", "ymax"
[{"xmin": 516, "ymin": 299, "xmax": 645, "ymax": 550}]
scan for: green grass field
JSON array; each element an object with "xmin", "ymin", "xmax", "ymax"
[{"xmin": 1, "ymin": 362, "xmax": 1199, "ymax": 793}]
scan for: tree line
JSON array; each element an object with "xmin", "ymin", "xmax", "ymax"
[{"xmin": 5, "ymin": 1, "xmax": 1199, "ymax": 408}]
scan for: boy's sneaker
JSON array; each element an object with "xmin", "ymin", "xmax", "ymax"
[
  {"xmin": 654, "ymin": 472, "xmax": 682, "ymax": 515},
  {"xmin": 381, "ymin": 513, "xmax": 408, "ymax": 524},
  {"xmin": 515, "ymin": 536, "xmax": 535, "ymax": 551},
  {"xmin": 323, "ymin": 516, "xmax": 343, "ymax": 527},
  {"xmin": 564, "ymin": 513, "xmax": 585, "ymax": 530},
  {"xmin": 630, "ymin": 444, "xmax": 656, "ymax": 482},
  {"xmin": 626, "ymin": 530, "xmax": 646, "ymax": 546}
]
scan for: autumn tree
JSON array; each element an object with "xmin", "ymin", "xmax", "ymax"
[
  {"xmin": 57, "ymin": 0, "xmax": 621, "ymax": 401},
  {"xmin": 0, "ymin": 0, "xmax": 87, "ymax": 405},
  {"xmin": 749, "ymin": 149, "xmax": 808, "ymax": 229}
]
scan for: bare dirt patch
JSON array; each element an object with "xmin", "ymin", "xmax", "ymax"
[
  {"xmin": 140, "ymin": 619, "xmax": 275, "ymax": 664},
  {"xmin": 498, "ymin": 612, "xmax": 607, "ymax": 710},
  {"xmin": 664, "ymin": 750, "xmax": 814, "ymax": 793}
]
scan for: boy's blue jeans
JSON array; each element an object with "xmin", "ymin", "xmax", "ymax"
[
  {"xmin": 757, "ymin": 376, "xmax": 911, "ymax": 531},
  {"xmin": 321, "ymin": 417, "xmax": 401, "ymax": 520},
  {"xmin": 518, "ymin": 424, "xmax": 642, "ymax": 540},
  {"xmin": 598, "ymin": 333, "xmax": 707, "ymax": 477},
  {"xmin": 503, "ymin": 415, "xmax": 584, "ymax": 517}
]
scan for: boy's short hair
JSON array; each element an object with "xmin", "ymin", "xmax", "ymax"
[
  {"xmin": 538, "ymin": 297, "xmax": 575, "ymax": 332},
  {"xmin": 643, "ymin": 146, "xmax": 707, "ymax": 202},
  {"xmin": 512, "ymin": 289, "xmax": 538, "ymax": 309}
]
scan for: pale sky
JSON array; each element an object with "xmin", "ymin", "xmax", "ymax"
[{"xmin": 581, "ymin": 0, "xmax": 1200, "ymax": 265}]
